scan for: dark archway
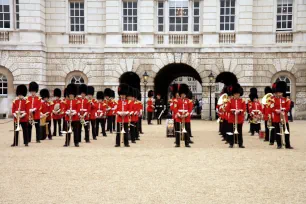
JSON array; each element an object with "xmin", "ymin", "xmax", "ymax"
[
  {"xmin": 119, "ymin": 72, "xmax": 140, "ymax": 90},
  {"xmin": 154, "ymin": 63, "xmax": 202, "ymax": 99}
]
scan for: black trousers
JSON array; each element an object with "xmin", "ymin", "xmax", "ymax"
[
  {"xmin": 28, "ymin": 119, "xmax": 40, "ymax": 142},
  {"xmin": 273, "ymin": 122, "xmax": 291, "ymax": 148},
  {"xmin": 264, "ymin": 121, "xmax": 272, "ymax": 141},
  {"xmin": 138, "ymin": 118, "xmax": 143, "ymax": 133},
  {"xmin": 222, "ymin": 120, "xmax": 228, "ymax": 141},
  {"xmin": 112, "ymin": 116, "xmax": 116, "ymax": 131},
  {"xmin": 62, "ymin": 118, "xmax": 67, "ymax": 133},
  {"xmin": 219, "ymin": 121, "xmax": 222, "ymax": 133},
  {"xmin": 116, "ymin": 122, "xmax": 129, "ymax": 146},
  {"xmin": 79, "ymin": 120, "xmax": 90, "ymax": 142},
  {"xmin": 186, "ymin": 122, "xmax": 192, "ymax": 139},
  {"xmin": 156, "ymin": 111, "xmax": 162, "ymax": 124},
  {"xmin": 64, "ymin": 121, "xmax": 79, "ymax": 146},
  {"xmin": 13, "ymin": 122, "xmax": 28, "ymax": 146},
  {"xmin": 135, "ymin": 120, "xmax": 140, "ymax": 139},
  {"xmin": 107, "ymin": 116, "xmax": 113, "ymax": 133},
  {"xmin": 228, "ymin": 123, "xmax": 243, "ymax": 146},
  {"xmin": 130, "ymin": 122, "xmax": 137, "ymax": 142},
  {"xmin": 147, "ymin": 112, "xmax": 153, "ymax": 124},
  {"xmin": 87, "ymin": 119, "xmax": 96, "ymax": 139},
  {"xmin": 40, "ymin": 122, "xmax": 51, "ymax": 140},
  {"xmin": 250, "ymin": 123, "xmax": 260, "ymax": 134},
  {"xmin": 52, "ymin": 119, "xmax": 62, "ymax": 136},
  {"xmin": 175, "ymin": 122, "xmax": 190, "ymax": 146},
  {"xmin": 96, "ymin": 118, "xmax": 106, "ymax": 137}
]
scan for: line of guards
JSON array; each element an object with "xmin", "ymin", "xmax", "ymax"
[
  {"xmin": 216, "ymin": 72, "xmax": 293, "ymax": 149},
  {"xmin": 11, "ymin": 82, "xmax": 146, "ymax": 147}
]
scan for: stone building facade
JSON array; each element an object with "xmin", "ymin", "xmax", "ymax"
[{"xmin": 0, "ymin": 0, "xmax": 306, "ymax": 119}]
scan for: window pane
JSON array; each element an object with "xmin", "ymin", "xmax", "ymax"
[
  {"xmin": 194, "ymin": 17, "xmax": 199, "ymax": 24},
  {"xmin": 225, "ymin": 24, "xmax": 229, "ymax": 30},
  {"xmin": 221, "ymin": 16, "xmax": 224, "ymax": 23},
  {"xmin": 282, "ymin": 22, "xmax": 286, "ymax": 28},
  {"xmin": 177, "ymin": 17, "xmax": 181, "ymax": 23},
  {"xmin": 75, "ymin": 17, "xmax": 79, "ymax": 24},
  {"xmin": 231, "ymin": 16, "xmax": 235, "ymax": 22},
  {"xmin": 80, "ymin": 17, "xmax": 84, "ymax": 24},
  {"xmin": 288, "ymin": 21, "xmax": 292, "ymax": 28},
  {"xmin": 133, "ymin": 24, "xmax": 137, "ymax": 31},
  {"xmin": 158, "ymin": 25, "xmax": 163, "ymax": 32},
  {"xmin": 128, "ymin": 2, "xmax": 132, "ymax": 8},
  {"xmin": 158, "ymin": 2, "xmax": 163, "ymax": 8},
  {"xmin": 282, "ymin": 15, "xmax": 286, "ymax": 21},
  {"xmin": 133, "ymin": 2, "xmax": 137, "ymax": 8},
  {"xmin": 170, "ymin": 9, "xmax": 175, "ymax": 16},
  {"xmin": 194, "ymin": 2, "xmax": 199, "ymax": 7},
  {"xmin": 288, "ymin": 15, "xmax": 292, "ymax": 20},
  {"xmin": 277, "ymin": 22, "xmax": 281, "ymax": 29},
  {"xmin": 124, "ymin": 24, "xmax": 127, "ymax": 31},
  {"xmin": 221, "ymin": 0, "xmax": 225, "ymax": 7},
  {"xmin": 4, "ymin": 13, "xmax": 9, "ymax": 20},
  {"xmin": 80, "ymin": 10, "xmax": 84, "ymax": 16},
  {"xmin": 70, "ymin": 10, "xmax": 74, "ymax": 16},
  {"xmin": 158, "ymin": 9, "xmax": 163, "ymax": 16},
  {"xmin": 231, "ymin": 8, "xmax": 235, "ymax": 14},
  {"xmin": 158, "ymin": 17, "xmax": 163, "ymax": 24},
  {"xmin": 3, "ymin": 89, "xmax": 7, "ymax": 95},
  {"xmin": 225, "ymin": 16, "xmax": 229, "ymax": 22},
  {"xmin": 0, "ymin": 14, "xmax": 3, "ymax": 20},
  {"xmin": 194, "ymin": 24, "xmax": 199, "ymax": 31},
  {"xmin": 128, "ymin": 24, "xmax": 132, "ymax": 31},
  {"xmin": 123, "ymin": 9, "xmax": 127, "ymax": 15},
  {"xmin": 80, "ymin": 25, "xmax": 84, "ymax": 31},
  {"xmin": 128, "ymin": 9, "xmax": 132, "ymax": 15},
  {"xmin": 226, "ymin": 0, "xmax": 230, "ymax": 7},
  {"xmin": 70, "ymin": 3, "xmax": 75, "ymax": 8},
  {"xmin": 170, "ymin": 17, "xmax": 175, "ymax": 23},
  {"xmin": 183, "ymin": 24, "xmax": 188, "ymax": 31},
  {"xmin": 71, "ymin": 25, "xmax": 74, "ymax": 31},
  {"xmin": 70, "ymin": 17, "xmax": 74, "ymax": 24},
  {"xmin": 176, "ymin": 24, "xmax": 181, "ymax": 31},
  {"xmin": 75, "ymin": 25, "xmax": 79, "ymax": 31},
  {"xmin": 183, "ymin": 17, "xmax": 188, "ymax": 23},
  {"xmin": 80, "ymin": 3, "xmax": 84, "ymax": 9},
  {"xmin": 194, "ymin": 9, "xmax": 199, "ymax": 16},
  {"xmin": 4, "ymin": 5, "xmax": 9, "ymax": 12},
  {"xmin": 4, "ymin": 21, "xmax": 10, "ymax": 28},
  {"xmin": 220, "ymin": 23, "xmax": 224, "ymax": 30},
  {"xmin": 133, "ymin": 9, "xmax": 137, "ymax": 15},
  {"xmin": 170, "ymin": 24, "xmax": 175, "ymax": 31},
  {"xmin": 123, "ymin": 2, "xmax": 127, "ymax": 8},
  {"xmin": 75, "ymin": 10, "xmax": 79, "ymax": 16},
  {"xmin": 231, "ymin": 0, "xmax": 235, "ymax": 7},
  {"xmin": 230, "ymin": 23, "xmax": 235, "ymax": 30},
  {"xmin": 75, "ymin": 3, "xmax": 79, "ymax": 8},
  {"xmin": 133, "ymin": 17, "xmax": 137, "ymax": 23},
  {"xmin": 226, "ymin": 8, "xmax": 229, "ymax": 14}
]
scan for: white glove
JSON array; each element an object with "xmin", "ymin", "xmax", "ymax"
[
  {"xmin": 20, "ymin": 113, "xmax": 26, "ymax": 118},
  {"xmin": 13, "ymin": 113, "xmax": 17, "ymax": 118}
]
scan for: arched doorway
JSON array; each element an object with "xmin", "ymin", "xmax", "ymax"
[
  {"xmin": 154, "ymin": 63, "xmax": 203, "ymax": 118},
  {"xmin": 119, "ymin": 72, "xmax": 140, "ymax": 90},
  {"xmin": 154, "ymin": 63, "xmax": 202, "ymax": 98},
  {"xmin": 0, "ymin": 66, "xmax": 14, "ymax": 118}
]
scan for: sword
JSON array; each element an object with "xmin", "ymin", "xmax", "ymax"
[{"xmin": 158, "ymin": 108, "xmax": 166, "ymax": 120}]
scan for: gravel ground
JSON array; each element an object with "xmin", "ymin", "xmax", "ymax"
[{"xmin": 0, "ymin": 120, "xmax": 306, "ymax": 204}]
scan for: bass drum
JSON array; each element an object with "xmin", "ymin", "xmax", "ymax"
[{"xmin": 166, "ymin": 119, "xmax": 175, "ymax": 137}]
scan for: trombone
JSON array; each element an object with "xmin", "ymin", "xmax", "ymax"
[
  {"xmin": 14, "ymin": 100, "xmax": 22, "ymax": 146},
  {"xmin": 277, "ymin": 107, "xmax": 290, "ymax": 147}
]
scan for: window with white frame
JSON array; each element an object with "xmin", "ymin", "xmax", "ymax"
[
  {"xmin": 220, "ymin": 0, "xmax": 235, "ymax": 31},
  {"xmin": 123, "ymin": 1, "xmax": 137, "ymax": 32},
  {"xmin": 276, "ymin": 0, "xmax": 293, "ymax": 31},
  {"xmin": 157, "ymin": 1, "xmax": 164, "ymax": 32},
  {"xmin": 0, "ymin": 74, "xmax": 7, "ymax": 96},
  {"xmin": 169, "ymin": 0, "xmax": 188, "ymax": 32},
  {"xmin": 71, "ymin": 76, "xmax": 84, "ymax": 85},
  {"xmin": 193, "ymin": 1, "xmax": 199, "ymax": 32},
  {"xmin": 0, "ymin": 0, "xmax": 10, "ymax": 29},
  {"xmin": 69, "ymin": 1, "xmax": 85, "ymax": 32},
  {"xmin": 15, "ymin": 0, "xmax": 19, "ymax": 29},
  {"xmin": 276, "ymin": 76, "xmax": 291, "ymax": 94}
]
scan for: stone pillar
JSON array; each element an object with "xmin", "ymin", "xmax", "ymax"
[{"xmin": 201, "ymin": 84, "xmax": 216, "ymax": 120}]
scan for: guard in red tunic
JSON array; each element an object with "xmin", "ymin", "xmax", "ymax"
[
  {"xmin": 127, "ymin": 87, "xmax": 137, "ymax": 143},
  {"xmin": 11, "ymin": 85, "xmax": 29, "ymax": 147},
  {"xmin": 271, "ymin": 81, "xmax": 293, "ymax": 149},
  {"xmin": 95, "ymin": 91, "xmax": 107, "ymax": 138},
  {"xmin": 61, "ymin": 88, "xmax": 68, "ymax": 136},
  {"xmin": 39, "ymin": 89, "xmax": 51, "ymax": 140},
  {"xmin": 174, "ymin": 84, "xmax": 192, "ymax": 148},
  {"xmin": 51, "ymin": 88, "xmax": 63, "ymax": 137},
  {"xmin": 134, "ymin": 89, "xmax": 141, "ymax": 140},
  {"xmin": 262, "ymin": 86, "xmax": 275, "ymax": 143},
  {"xmin": 115, "ymin": 84, "xmax": 131, "ymax": 147},
  {"xmin": 87, "ymin": 86, "xmax": 97, "ymax": 140},
  {"xmin": 78, "ymin": 84, "xmax": 90, "ymax": 143},
  {"xmin": 137, "ymin": 92, "xmax": 144, "ymax": 135},
  {"xmin": 249, "ymin": 88, "xmax": 262, "ymax": 136},
  {"xmin": 111, "ymin": 90, "xmax": 117, "ymax": 132},
  {"xmin": 225, "ymin": 83, "xmax": 246, "ymax": 148},
  {"xmin": 104, "ymin": 88, "xmax": 113, "ymax": 133},
  {"xmin": 63, "ymin": 84, "xmax": 80, "ymax": 147},
  {"xmin": 147, "ymin": 90, "xmax": 154, "ymax": 125},
  {"xmin": 27, "ymin": 81, "xmax": 41, "ymax": 143},
  {"xmin": 186, "ymin": 91, "xmax": 194, "ymax": 144}
]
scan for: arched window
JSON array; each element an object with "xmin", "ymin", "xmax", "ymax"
[
  {"xmin": 276, "ymin": 76, "xmax": 291, "ymax": 94},
  {"xmin": 70, "ymin": 75, "xmax": 84, "ymax": 85},
  {"xmin": 0, "ymin": 74, "xmax": 8, "ymax": 96}
]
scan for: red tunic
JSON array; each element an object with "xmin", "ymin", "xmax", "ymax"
[
  {"xmin": 249, "ymin": 101, "xmax": 263, "ymax": 119},
  {"xmin": 88, "ymin": 99, "xmax": 97, "ymax": 120},
  {"xmin": 116, "ymin": 99, "xmax": 131, "ymax": 123},
  {"xmin": 27, "ymin": 95, "xmax": 41, "ymax": 120},
  {"xmin": 130, "ymin": 101, "xmax": 139, "ymax": 122},
  {"xmin": 51, "ymin": 99, "xmax": 63, "ymax": 120},
  {"xmin": 12, "ymin": 98, "xmax": 29, "ymax": 122},
  {"xmin": 263, "ymin": 96, "xmax": 274, "ymax": 121},
  {"xmin": 96, "ymin": 101, "xmax": 107, "ymax": 119},
  {"xmin": 78, "ymin": 98, "xmax": 89, "ymax": 120},
  {"xmin": 40, "ymin": 100, "xmax": 51, "ymax": 121},
  {"xmin": 174, "ymin": 98, "xmax": 192, "ymax": 123},
  {"xmin": 147, "ymin": 98, "xmax": 154, "ymax": 112},
  {"xmin": 271, "ymin": 97, "xmax": 290, "ymax": 123},
  {"xmin": 138, "ymin": 101, "xmax": 143, "ymax": 119},
  {"xmin": 226, "ymin": 98, "xmax": 246, "ymax": 124},
  {"xmin": 64, "ymin": 99, "xmax": 80, "ymax": 121}
]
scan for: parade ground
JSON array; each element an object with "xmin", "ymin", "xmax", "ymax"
[{"xmin": 0, "ymin": 120, "xmax": 306, "ymax": 204}]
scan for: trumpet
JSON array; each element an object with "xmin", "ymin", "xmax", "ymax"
[
  {"xmin": 40, "ymin": 112, "xmax": 50, "ymax": 137},
  {"xmin": 15, "ymin": 100, "xmax": 22, "ymax": 132}
]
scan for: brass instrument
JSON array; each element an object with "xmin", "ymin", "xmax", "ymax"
[
  {"xmin": 217, "ymin": 93, "xmax": 228, "ymax": 105},
  {"xmin": 262, "ymin": 93, "xmax": 273, "ymax": 105},
  {"xmin": 40, "ymin": 113, "xmax": 49, "ymax": 137},
  {"xmin": 15, "ymin": 100, "xmax": 22, "ymax": 132},
  {"xmin": 61, "ymin": 101, "xmax": 73, "ymax": 145},
  {"xmin": 120, "ymin": 100, "xmax": 126, "ymax": 147},
  {"xmin": 277, "ymin": 99, "xmax": 289, "ymax": 147}
]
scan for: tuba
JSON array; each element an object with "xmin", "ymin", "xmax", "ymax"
[
  {"xmin": 217, "ymin": 93, "xmax": 228, "ymax": 105},
  {"xmin": 262, "ymin": 93, "xmax": 273, "ymax": 105}
]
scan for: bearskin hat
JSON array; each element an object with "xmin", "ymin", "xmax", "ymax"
[
  {"xmin": 97, "ymin": 91, "xmax": 104, "ymax": 100},
  {"xmin": 132, "ymin": 88, "xmax": 137, "ymax": 98},
  {"xmin": 29, "ymin": 81, "xmax": 39, "ymax": 92},
  {"xmin": 148, "ymin": 90, "xmax": 154, "ymax": 97},
  {"xmin": 87, "ymin": 86, "xmax": 95, "ymax": 96},
  {"xmin": 232, "ymin": 83, "xmax": 243, "ymax": 96},
  {"xmin": 170, "ymin": 84, "xmax": 179, "ymax": 97},
  {"xmin": 54, "ymin": 88, "xmax": 61, "ymax": 98},
  {"xmin": 137, "ymin": 91, "xmax": 141, "ymax": 101},
  {"xmin": 111, "ymin": 90, "xmax": 115, "ymax": 98},
  {"xmin": 179, "ymin": 84, "xmax": 190, "ymax": 95},
  {"xmin": 127, "ymin": 86, "xmax": 133, "ymax": 97},
  {"xmin": 16, "ymin": 85, "xmax": 27, "ymax": 97},
  {"xmin": 118, "ymin": 83, "xmax": 129, "ymax": 95},
  {"xmin": 275, "ymin": 81, "xmax": 287, "ymax": 95},
  {"xmin": 264, "ymin": 86, "xmax": 273, "ymax": 95},
  {"xmin": 249, "ymin": 87, "xmax": 258, "ymax": 101},
  {"xmin": 66, "ymin": 83, "xmax": 77, "ymax": 97},
  {"xmin": 250, "ymin": 87, "xmax": 257, "ymax": 95},
  {"xmin": 40, "ymin": 89, "xmax": 50, "ymax": 99},
  {"xmin": 79, "ymin": 84, "xmax": 88, "ymax": 95},
  {"xmin": 104, "ymin": 88, "xmax": 112, "ymax": 97},
  {"xmin": 63, "ymin": 88, "xmax": 67, "ymax": 98},
  {"xmin": 187, "ymin": 91, "xmax": 193, "ymax": 100}
]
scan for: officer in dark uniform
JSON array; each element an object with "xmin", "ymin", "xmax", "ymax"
[{"xmin": 155, "ymin": 93, "xmax": 164, "ymax": 125}]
